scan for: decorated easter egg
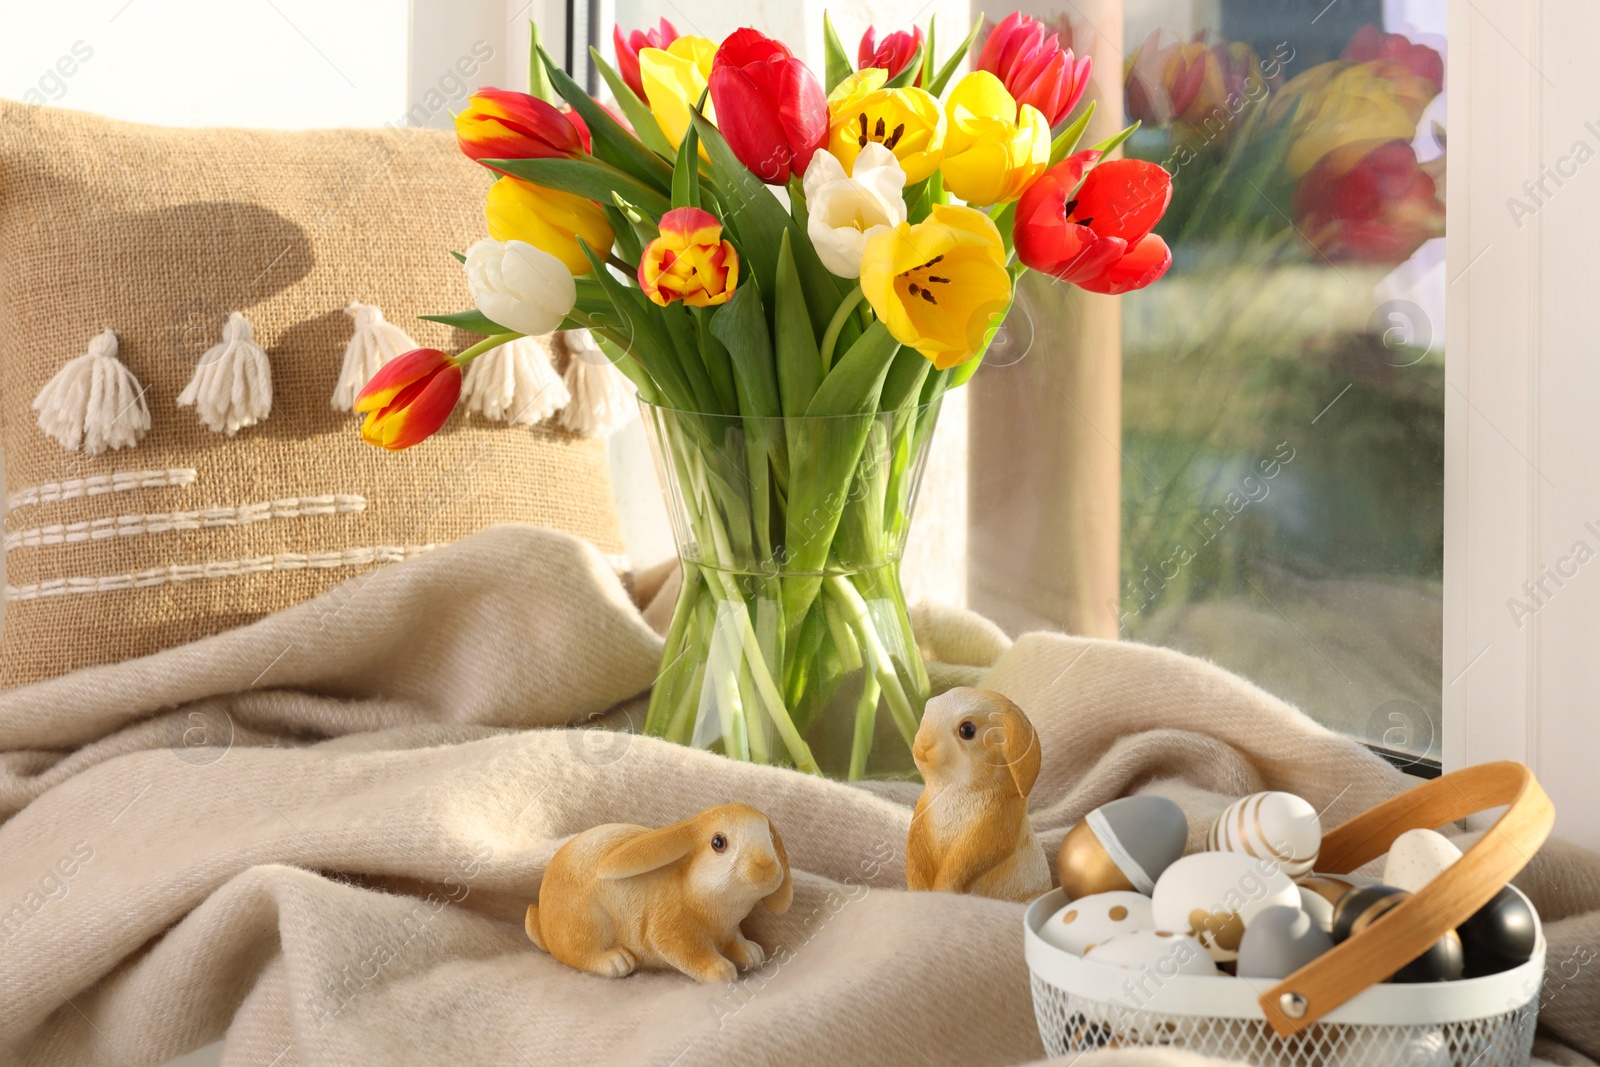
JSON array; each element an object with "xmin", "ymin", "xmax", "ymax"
[
  {"xmin": 1038, "ymin": 891, "xmax": 1155, "ymax": 955},
  {"xmin": 1151, "ymin": 852, "xmax": 1300, "ymax": 964},
  {"xmin": 1331, "ymin": 885, "xmax": 1464, "ymax": 982},
  {"xmin": 1084, "ymin": 929, "xmax": 1220, "ymax": 976},
  {"xmin": 1382, "ymin": 828, "xmax": 1463, "ymax": 892},
  {"xmin": 1207, "ymin": 791, "xmax": 1321, "ymax": 879},
  {"xmin": 1458, "ymin": 886, "xmax": 1538, "ymax": 977},
  {"xmin": 1057, "ymin": 795, "xmax": 1188, "ymax": 900},
  {"xmin": 1297, "ymin": 875, "xmax": 1356, "ymax": 934},
  {"xmin": 1236, "ymin": 904, "xmax": 1334, "ymax": 979}
]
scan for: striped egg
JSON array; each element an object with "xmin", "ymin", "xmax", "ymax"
[{"xmin": 1207, "ymin": 791, "xmax": 1322, "ymax": 880}]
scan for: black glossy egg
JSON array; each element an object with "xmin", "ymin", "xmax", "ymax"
[
  {"xmin": 1331, "ymin": 884, "xmax": 1465, "ymax": 983},
  {"xmin": 1458, "ymin": 886, "xmax": 1538, "ymax": 977}
]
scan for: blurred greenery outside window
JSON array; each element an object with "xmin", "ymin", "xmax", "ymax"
[{"xmin": 1106, "ymin": 1, "xmax": 1446, "ymax": 759}]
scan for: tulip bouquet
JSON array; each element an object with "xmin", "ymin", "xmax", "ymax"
[{"xmin": 355, "ymin": 12, "xmax": 1172, "ymax": 778}]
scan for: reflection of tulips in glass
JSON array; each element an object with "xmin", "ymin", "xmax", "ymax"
[
  {"xmin": 1125, "ymin": 22, "xmax": 1444, "ymax": 270},
  {"xmin": 1292, "ymin": 139, "xmax": 1444, "ymax": 264},
  {"xmin": 1126, "ymin": 33, "xmax": 1227, "ymax": 128}
]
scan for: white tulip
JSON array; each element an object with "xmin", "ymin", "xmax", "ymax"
[
  {"xmin": 802, "ymin": 144, "xmax": 909, "ymax": 279},
  {"xmin": 464, "ymin": 238, "xmax": 576, "ymax": 337}
]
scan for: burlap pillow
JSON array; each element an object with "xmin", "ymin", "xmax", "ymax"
[{"xmin": 0, "ymin": 101, "xmax": 625, "ymax": 689}]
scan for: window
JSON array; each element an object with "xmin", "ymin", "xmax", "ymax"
[{"xmin": 1114, "ymin": 1, "xmax": 1446, "ymax": 763}]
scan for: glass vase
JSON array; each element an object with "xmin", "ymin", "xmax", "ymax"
[{"xmin": 639, "ymin": 400, "xmax": 940, "ymax": 780}]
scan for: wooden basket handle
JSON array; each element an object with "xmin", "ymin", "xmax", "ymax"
[{"xmin": 1259, "ymin": 761, "xmax": 1554, "ymax": 1036}]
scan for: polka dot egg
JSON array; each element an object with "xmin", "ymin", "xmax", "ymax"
[{"xmin": 1038, "ymin": 891, "xmax": 1154, "ymax": 956}]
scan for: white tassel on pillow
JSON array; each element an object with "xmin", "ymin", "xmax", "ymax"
[
  {"xmin": 462, "ymin": 335, "xmax": 570, "ymax": 426},
  {"xmin": 558, "ymin": 329, "xmax": 636, "ymax": 439},
  {"xmin": 333, "ymin": 301, "xmax": 419, "ymax": 411},
  {"xmin": 176, "ymin": 312, "xmax": 272, "ymax": 435},
  {"xmin": 32, "ymin": 329, "xmax": 151, "ymax": 455}
]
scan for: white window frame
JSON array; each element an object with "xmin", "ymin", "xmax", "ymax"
[{"xmin": 1446, "ymin": 0, "xmax": 1600, "ymax": 851}]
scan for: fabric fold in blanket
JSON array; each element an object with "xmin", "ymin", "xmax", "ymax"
[{"xmin": 1, "ymin": 525, "xmax": 1598, "ymax": 1066}]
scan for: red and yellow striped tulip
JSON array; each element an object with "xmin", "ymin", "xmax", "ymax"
[
  {"xmin": 637, "ymin": 207, "xmax": 740, "ymax": 308},
  {"xmin": 455, "ymin": 89, "xmax": 591, "ymax": 176},
  {"xmin": 354, "ymin": 348, "xmax": 463, "ymax": 451}
]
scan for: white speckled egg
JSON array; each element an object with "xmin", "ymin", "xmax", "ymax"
[
  {"xmin": 1236, "ymin": 904, "xmax": 1334, "ymax": 979},
  {"xmin": 1152, "ymin": 852, "xmax": 1301, "ymax": 964},
  {"xmin": 1207, "ymin": 791, "xmax": 1322, "ymax": 879},
  {"xmin": 1084, "ymin": 929, "xmax": 1219, "ymax": 975},
  {"xmin": 1383, "ymin": 828, "xmax": 1463, "ymax": 893},
  {"xmin": 1037, "ymin": 892, "xmax": 1155, "ymax": 955}
]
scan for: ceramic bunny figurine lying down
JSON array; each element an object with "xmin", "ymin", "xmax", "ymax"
[{"xmin": 527, "ymin": 802, "xmax": 792, "ymax": 982}]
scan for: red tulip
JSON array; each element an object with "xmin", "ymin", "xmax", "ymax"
[
  {"xmin": 708, "ymin": 28, "xmax": 829, "ymax": 184},
  {"xmin": 975, "ymin": 11, "xmax": 1092, "ymax": 127},
  {"xmin": 1293, "ymin": 139, "xmax": 1444, "ymax": 264},
  {"xmin": 858, "ymin": 25, "xmax": 924, "ymax": 85},
  {"xmin": 455, "ymin": 89, "xmax": 590, "ymax": 177},
  {"xmin": 355, "ymin": 349, "xmax": 462, "ymax": 451},
  {"xmin": 614, "ymin": 17, "xmax": 680, "ymax": 100},
  {"xmin": 1343, "ymin": 24, "xmax": 1443, "ymax": 92},
  {"xmin": 1014, "ymin": 154, "xmax": 1173, "ymax": 295}
]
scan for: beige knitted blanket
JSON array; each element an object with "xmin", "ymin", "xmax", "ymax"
[{"xmin": 1, "ymin": 525, "xmax": 1596, "ymax": 1067}]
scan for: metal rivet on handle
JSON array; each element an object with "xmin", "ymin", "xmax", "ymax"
[{"xmin": 1279, "ymin": 992, "xmax": 1308, "ymax": 1019}]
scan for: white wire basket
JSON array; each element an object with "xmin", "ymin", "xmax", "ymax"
[{"xmin": 1026, "ymin": 762, "xmax": 1553, "ymax": 1067}]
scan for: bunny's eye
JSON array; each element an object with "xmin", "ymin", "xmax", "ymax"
[
  {"xmin": 958, "ymin": 720, "xmax": 977, "ymax": 740},
  {"xmin": 711, "ymin": 833, "xmax": 728, "ymax": 853}
]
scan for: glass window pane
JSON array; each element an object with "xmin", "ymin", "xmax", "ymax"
[{"xmin": 1117, "ymin": 0, "xmax": 1446, "ymax": 761}]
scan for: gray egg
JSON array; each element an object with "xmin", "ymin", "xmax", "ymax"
[
  {"xmin": 1236, "ymin": 905, "xmax": 1333, "ymax": 979},
  {"xmin": 1066, "ymin": 795, "xmax": 1187, "ymax": 894}
]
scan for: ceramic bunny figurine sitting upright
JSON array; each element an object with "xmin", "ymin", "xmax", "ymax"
[
  {"xmin": 906, "ymin": 687, "xmax": 1051, "ymax": 903},
  {"xmin": 526, "ymin": 802, "xmax": 792, "ymax": 982}
]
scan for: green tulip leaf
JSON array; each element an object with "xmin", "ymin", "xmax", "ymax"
[
  {"xmin": 1090, "ymin": 120, "xmax": 1142, "ymax": 160},
  {"xmin": 823, "ymin": 11, "xmax": 854, "ymax": 94},
  {"xmin": 1048, "ymin": 100, "xmax": 1097, "ymax": 167},
  {"xmin": 538, "ymin": 46, "xmax": 672, "ymax": 192},
  {"xmin": 775, "ymin": 231, "xmax": 822, "ymax": 418},
  {"xmin": 419, "ymin": 308, "xmax": 507, "ymax": 335},
  {"xmin": 486, "ymin": 155, "xmax": 671, "ymax": 219},
  {"xmin": 928, "ymin": 15, "xmax": 984, "ymax": 97},
  {"xmin": 590, "ymin": 47, "xmax": 675, "ymax": 157},
  {"xmin": 885, "ymin": 41, "xmax": 925, "ymax": 88}
]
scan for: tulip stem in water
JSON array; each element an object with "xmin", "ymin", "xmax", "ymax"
[
  {"xmin": 819, "ymin": 286, "xmax": 865, "ymax": 373},
  {"xmin": 455, "ymin": 332, "xmax": 521, "ymax": 365}
]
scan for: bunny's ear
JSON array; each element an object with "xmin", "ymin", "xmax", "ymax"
[
  {"xmin": 1000, "ymin": 706, "xmax": 1042, "ymax": 799},
  {"xmin": 597, "ymin": 821, "xmax": 699, "ymax": 880},
  {"xmin": 762, "ymin": 817, "xmax": 794, "ymax": 914}
]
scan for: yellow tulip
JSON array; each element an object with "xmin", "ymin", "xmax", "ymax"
[
  {"xmin": 639, "ymin": 35, "xmax": 717, "ymax": 149},
  {"xmin": 859, "ymin": 203, "xmax": 1012, "ymax": 370},
  {"xmin": 1271, "ymin": 61, "xmax": 1418, "ymax": 178},
  {"xmin": 484, "ymin": 176, "xmax": 614, "ymax": 276},
  {"xmin": 826, "ymin": 68, "xmax": 945, "ymax": 183},
  {"xmin": 939, "ymin": 71, "xmax": 1052, "ymax": 206}
]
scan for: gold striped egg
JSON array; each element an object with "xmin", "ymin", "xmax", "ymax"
[{"xmin": 1206, "ymin": 791, "xmax": 1321, "ymax": 880}]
